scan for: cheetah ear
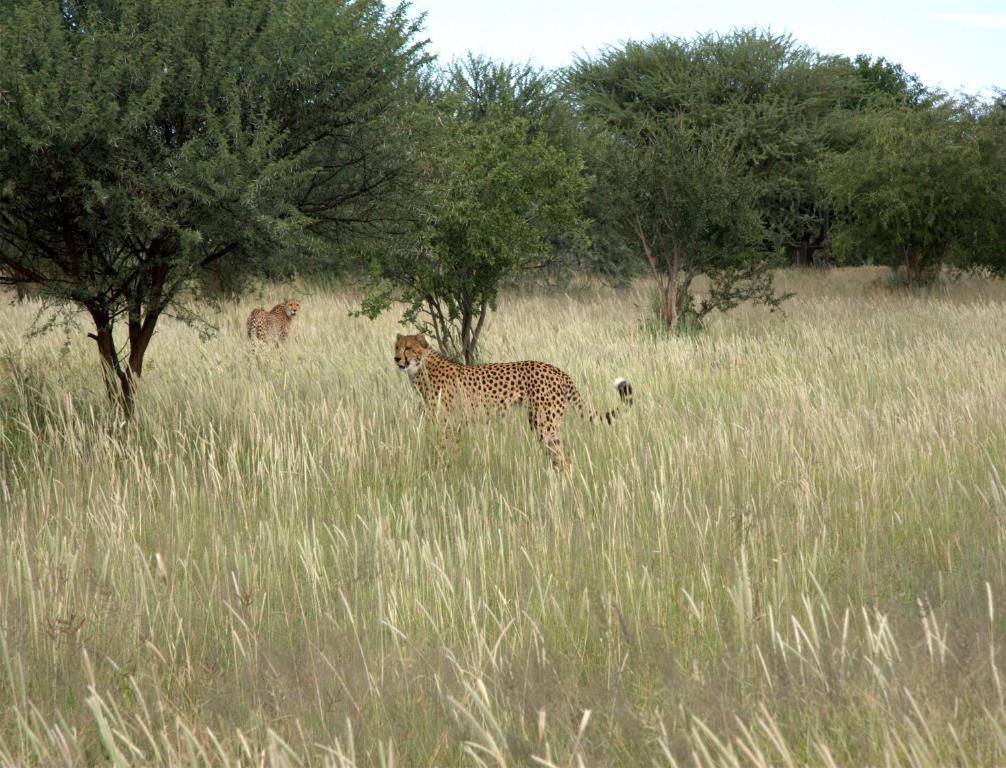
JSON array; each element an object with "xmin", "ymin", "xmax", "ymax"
[
  {"xmin": 396, "ymin": 333, "xmax": 404, "ymax": 340},
  {"xmin": 416, "ymin": 333, "xmax": 430, "ymax": 348}
]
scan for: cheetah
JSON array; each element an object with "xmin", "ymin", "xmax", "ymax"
[
  {"xmin": 247, "ymin": 299, "xmax": 301, "ymax": 345},
  {"xmin": 394, "ymin": 333, "xmax": 633, "ymax": 468}
]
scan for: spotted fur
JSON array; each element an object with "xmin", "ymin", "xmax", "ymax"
[
  {"xmin": 247, "ymin": 299, "xmax": 301, "ymax": 344},
  {"xmin": 394, "ymin": 333, "xmax": 633, "ymax": 468}
]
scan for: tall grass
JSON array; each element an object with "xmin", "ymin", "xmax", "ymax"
[{"xmin": 2, "ymin": 268, "xmax": 1006, "ymax": 766}]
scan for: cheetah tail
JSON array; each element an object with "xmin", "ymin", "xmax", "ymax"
[
  {"xmin": 569, "ymin": 377, "xmax": 633, "ymax": 425},
  {"xmin": 602, "ymin": 377, "xmax": 633, "ymax": 424}
]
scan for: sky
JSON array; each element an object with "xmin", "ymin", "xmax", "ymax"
[{"xmin": 410, "ymin": 0, "xmax": 1004, "ymax": 98}]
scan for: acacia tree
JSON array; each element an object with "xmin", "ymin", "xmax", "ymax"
[
  {"xmin": 362, "ymin": 113, "xmax": 586, "ymax": 363},
  {"xmin": 0, "ymin": 0, "xmax": 425, "ymax": 414},
  {"xmin": 678, "ymin": 32, "xmax": 861, "ymax": 263},
  {"xmin": 822, "ymin": 98, "xmax": 986, "ymax": 285},
  {"xmin": 569, "ymin": 38, "xmax": 788, "ymax": 331},
  {"xmin": 850, "ymin": 54, "xmax": 928, "ymax": 107},
  {"xmin": 362, "ymin": 59, "xmax": 587, "ymax": 364},
  {"xmin": 442, "ymin": 54, "xmax": 569, "ymax": 135}
]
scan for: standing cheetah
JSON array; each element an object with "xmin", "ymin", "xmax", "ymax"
[
  {"xmin": 247, "ymin": 299, "xmax": 301, "ymax": 345},
  {"xmin": 394, "ymin": 333, "xmax": 633, "ymax": 469}
]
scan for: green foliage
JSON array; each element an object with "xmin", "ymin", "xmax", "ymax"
[
  {"xmin": 362, "ymin": 114, "xmax": 586, "ymax": 363},
  {"xmin": 572, "ymin": 32, "xmax": 868, "ymax": 274},
  {"xmin": 677, "ymin": 32, "xmax": 861, "ymax": 255},
  {"xmin": 850, "ymin": 54, "xmax": 929, "ymax": 106},
  {"xmin": 972, "ymin": 99, "xmax": 1006, "ymax": 272},
  {"xmin": 442, "ymin": 54, "xmax": 571, "ymax": 139},
  {"xmin": 0, "ymin": 0, "xmax": 425, "ymax": 411},
  {"xmin": 361, "ymin": 59, "xmax": 587, "ymax": 364},
  {"xmin": 569, "ymin": 32, "xmax": 795, "ymax": 331},
  {"xmin": 823, "ymin": 99, "xmax": 990, "ymax": 285}
]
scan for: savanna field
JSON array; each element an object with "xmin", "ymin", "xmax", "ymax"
[{"xmin": 4, "ymin": 268, "xmax": 1006, "ymax": 766}]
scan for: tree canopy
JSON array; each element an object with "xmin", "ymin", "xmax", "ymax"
[
  {"xmin": 2, "ymin": 11, "xmax": 1003, "ymax": 381},
  {"xmin": 568, "ymin": 33, "xmax": 800, "ymax": 330},
  {"xmin": 0, "ymin": 0, "xmax": 426, "ymax": 412},
  {"xmin": 823, "ymin": 98, "xmax": 990, "ymax": 284},
  {"xmin": 361, "ymin": 57, "xmax": 587, "ymax": 363}
]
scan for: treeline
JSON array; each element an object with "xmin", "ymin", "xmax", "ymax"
[{"xmin": 1, "ymin": 0, "xmax": 1004, "ymax": 412}]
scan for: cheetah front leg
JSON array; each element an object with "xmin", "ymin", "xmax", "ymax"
[
  {"xmin": 425, "ymin": 393, "xmax": 463, "ymax": 466},
  {"xmin": 433, "ymin": 415, "xmax": 463, "ymax": 461}
]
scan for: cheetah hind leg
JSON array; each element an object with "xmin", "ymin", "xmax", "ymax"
[
  {"xmin": 530, "ymin": 410, "xmax": 569, "ymax": 471},
  {"xmin": 545, "ymin": 435, "xmax": 569, "ymax": 472}
]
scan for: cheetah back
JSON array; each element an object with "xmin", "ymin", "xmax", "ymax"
[{"xmin": 247, "ymin": 302, "xmax": 297, "ymax": 343}]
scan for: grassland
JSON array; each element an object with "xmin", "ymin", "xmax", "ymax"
[{"xmin": 2, "ymin": 268, "xmax": 1006, "ymax": 766}]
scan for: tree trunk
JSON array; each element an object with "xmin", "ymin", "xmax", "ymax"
[
  {"xmin": 794, "ymin": 238, "xmax": 809, "ymax": 267},
  {"xmin": 89, "ymin": 310, "xmax": 132, "ymax": 417},
  {"xmin": 809, "ymin": 221, "xmax": 829, "ymax": 268},
  {"xmin": 905, "ymin": 245, "xmax": 922, "ymax": 286},
  {"xmin": 460, "ymin": 312, "xmax": 478, "ymax": 365},
  {"xmin": 904, "ymin": 245, "xmax": 941, "ymax": 287},
  {"xmin": 632, "ymin": 215, "xmax": 690, "ymax": 335},
  {"xmin": 464, "ymin": 302, "xmax": 487, "ymax": 365},
  {"xmin": 454, "ymin": 295, "xmax": 488, "ymax": 365},
  {"xmin": 660, "ymin": 275, "xmax": 679, "ymax": 330},
  {"xmin": 88, "ymin": 306, "xmax": 161, "ymax": 419},
  {"xmin": 660, "ymin": 244, "xmax": 684, "ymax": 332},
  {"xmin": 424, "ymin": 295, "xmax": 454, "ymax": 360},
  {"xmin": 460, "ymin": 305, "xmax": 473, "ymax": 365}
]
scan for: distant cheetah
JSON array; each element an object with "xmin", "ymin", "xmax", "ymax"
[
  {"xmin": 247, "ymin": 299, "xmax": 301, "ymax": 345},
  {"xmin": 394, "ymin": 333, "xmax": 633, "ymax": 469}
]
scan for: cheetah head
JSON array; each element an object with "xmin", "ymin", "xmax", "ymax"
[
  {"xmin": 394, "ymin": 333, "xmax": 430, "ymax": 374},
  {"xmin": 282, "ymin": 299, "xmax": 301, "ymax": 318}
]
